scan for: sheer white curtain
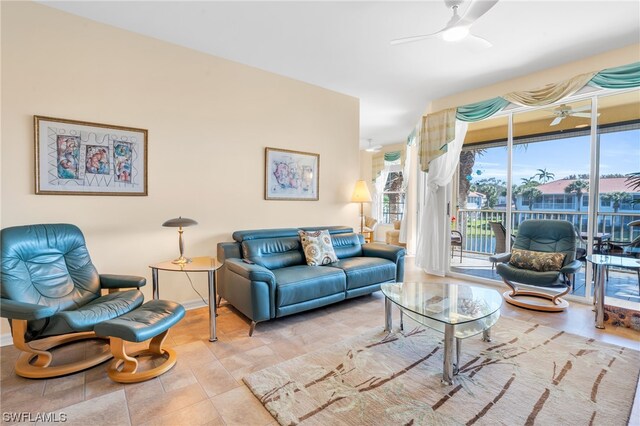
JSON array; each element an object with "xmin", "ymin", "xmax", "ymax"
[
  {"xmin": 371, "ymin": 170, "xmax": 389, "ymax": 223},
  {"xmin": 415, "ymin": 120, "xmax": 468, "ymax": 276},
  {"xmin": 399, "ymin": 143, "xmax": 413, "ymax": 247}
]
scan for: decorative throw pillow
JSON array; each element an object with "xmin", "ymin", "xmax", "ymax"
[
  {"xmin": 509, "ymin": 248, "xmax": 566, "ymax": 272},
  {"xmin": 299, "ymin": 230, "xmax": 338, "ymax": 266}
]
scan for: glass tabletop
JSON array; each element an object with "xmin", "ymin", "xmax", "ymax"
[
  {"xmin": 381, "ymin": 282, "xmax": 502, "ymax": 327},
  {"xmin": 150, "ymin": 256, "xmax": 221, "ymax": 272},
  {"xmin": 586, "ymin": 254, "xmax": 640, "ymax": 269}
]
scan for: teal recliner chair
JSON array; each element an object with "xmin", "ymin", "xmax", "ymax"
[
  {"xmin": 1, "ymin": 224, "xmax": 146, "ymax": 378},
  {"xmin": 490, "ymin": 220, "xmax": 581, "ymax": 312}
]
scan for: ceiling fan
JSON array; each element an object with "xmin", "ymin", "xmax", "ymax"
[
  {"xmin": 365, "ymin": 139, "xmax": 382, "ymax": 152},
  {"xmin": 391, "ymin": 0, "xmax": 498, "ymax": 47},
  {"xmin": 546, "ymin": 104, "xmax": 595, "ymax": 126}
]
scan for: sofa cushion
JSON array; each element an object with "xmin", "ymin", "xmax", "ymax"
[
  {"xmin": 242, "ymin": 237, "xmax": 304, "ymax": 270},
  {"xmin": 39, "ymin": 289, "xmax": 145, "ymax": 337},
  {"xmin": 330, "ymin": 257, "xmax": 395, "ymax": 290},
  {"xmin": 331, "ymin": 233, "xmax": 363, "ymax": 259},
  {"xmin": 273, "ymin": 265, "xmax": 346, "ymax": 307},
  {"xmin": 299, "ymin": 226, "xmax": 353, "ymax": 236},
  {"xmin": 233, "ymin": 228, "xmax": 299, "ymax": 243},
  {"xmin": 299, "ymin": 230, "xmax": 338, "ymax": 266}
]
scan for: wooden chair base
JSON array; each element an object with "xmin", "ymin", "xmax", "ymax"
[
  {"xmin": 503, "ymin": 291, "xmax": 569, "ymax": 312},
  {"xmin": 502, "ymin": 278, "xmax": 570, "ymax": 312},
  {"xmin": 13, "ymin": 325, "xmax": 111, "ymax": 379},
  {"xmin": 107, "ymin": 330, "xmax": 177, "ymax": 383}
]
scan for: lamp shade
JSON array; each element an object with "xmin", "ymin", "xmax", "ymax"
[
  {"xmin": 351, "ymin": 180, "xmax": 372, "ymax": 203},
  {"xmin": 162, "ymin": 217, "xmax": 198, "ymax": 227}
]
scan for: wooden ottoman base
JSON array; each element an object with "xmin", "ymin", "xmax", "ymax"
[
  {"xmin": 107, "ymin": 329, "xmax": 177, "ymax": 383},
  {"xmin": 95, "ymin": 299, "xmax": 186, "ymax": 384}
]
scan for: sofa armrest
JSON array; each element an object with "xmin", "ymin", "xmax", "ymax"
[
  {"xmin": 362, "ymin": 243, "xmax": 405, "ymax": 282},
  {"xmin": 489, "ymin": 252, "xmax": 511, "ymax": 264},
  {"xmin": 226, "ymin": 259, "xmax": 276, "ymax": 286},
  {"xmin": 0, "ymin": 298, "xmax": 57, "ymax": 321},
  {"xmin": 560, "ymin": 259, "xmax": 582, "ymax": 274},
  {"xmin": 362, "ymin": 243, "xmax": 405, "ymax": 263},
  {"xmin": 223, "ymin": 259, "xmax": 276, "ymax": 322},
  {"xmin": 100, "ymin": 274, "xmax": 147, "ymax": 290}
]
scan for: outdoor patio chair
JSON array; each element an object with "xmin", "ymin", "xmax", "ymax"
[
  {"xmin": 489, "ymin": 222, "xmax": 515, "ymax": 269},
  {"xmin": 451, "ymin": 230, "xmax": 463, "ymax": 262},
  {"xmin": 490, "ymin": 219, "xmax": 581, "ymax": 312},
  {"xmin": 602, "ymin": 238, "xmax": 640, "ymax": 290},
  {"xmin": 573, "ymin": 226, "xmax": 605, "ymax": 287}
]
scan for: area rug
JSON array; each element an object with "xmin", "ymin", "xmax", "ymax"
[{"xmin": 243, "ymin": 317, "xmax": 640, "ymax": 425}]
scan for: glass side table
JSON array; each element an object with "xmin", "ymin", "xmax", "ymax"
[
  {"xmin": 586, "ymin": 254, "xmax": 640, "ymax": 329},
  {"xmin": 149, "ymin": 257, "xmax": 221, "ymax": 342}
]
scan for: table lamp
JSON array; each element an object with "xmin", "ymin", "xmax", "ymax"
[
  {"xmin": 162, "ymin": 216, "xmax": 198, "ymax": 264},
  {"xmin": 351, "ymin": 180, "xmax": 372, "ymax": 234}
]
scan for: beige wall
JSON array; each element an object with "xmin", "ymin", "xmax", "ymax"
[{"xmin": 1, "ymin": 3, "xmax": 360, "ymax": 337}]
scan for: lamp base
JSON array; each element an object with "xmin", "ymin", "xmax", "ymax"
[{"xmin": 171, "ymin": 256, "xmax": 192, "ymax": 264}]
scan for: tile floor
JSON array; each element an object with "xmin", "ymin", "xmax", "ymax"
[{"xmin": 1, "ymin": 260, "xmax": 639, "ymax": 425}]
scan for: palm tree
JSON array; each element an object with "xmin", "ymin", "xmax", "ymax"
[
  {"xmin": 515, "ymin": 178, "xmax": 541, "ymax": 211},
  {"xmin": 564, "ymin": 179, "xmax": 589, "ymax": 212},
  {"xmin": 535, "ymin": 168, "xmax": 555, "ymax": 183},
  {"xmin": 458, "ymin": 149, "xmax": 485, "ymax": 210},
  {"xmin": 601, "ymin": 191, "xmax": 632, "ymax": 213},
  {"xmin": 626, "ymin": 172, "xmax": 640, "ymax": 206},
  {"xmin": 625, "ymin": 172, "xmax": 640, "ymax": 191}
]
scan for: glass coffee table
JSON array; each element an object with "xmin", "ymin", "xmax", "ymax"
[{"xmin": 381, "ymin": 282, "xmax": 502, "ymax": 385}]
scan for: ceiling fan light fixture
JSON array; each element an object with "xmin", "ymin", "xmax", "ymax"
[
  {"xmin": 364, "ymin": 138, "xmax": 382, "ymax": 152},
  {"xmin": 442, "ymin": 26, "xmax": 469, "ymax": 42}
]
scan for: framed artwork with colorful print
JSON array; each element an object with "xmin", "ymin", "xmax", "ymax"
[
  {"xmin": 265, "ymin": 147, "xmax": 319, "ymax": 201},
  {"xmin": 34, "ymin": 116, "xmax": 147, "ymax": 195}
]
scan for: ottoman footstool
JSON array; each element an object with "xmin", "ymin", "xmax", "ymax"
[{"xmin": 95, "ymin": 300, "xmax": 185, "ymax": 383}]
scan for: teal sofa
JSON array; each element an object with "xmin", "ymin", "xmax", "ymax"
[{"xmin": 217, "ymin": 226, "xmax": 405, "ymax": 335}]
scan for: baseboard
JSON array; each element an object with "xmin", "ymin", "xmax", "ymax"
[
  {"xmin": 0, "ymin": 297, "xmax": 209, "ymax": 347},
  {"xmin": 1, "ymin": 333, "xmax": 13, "ymax": 347},
  {"xmin": 182, "ymin": 298, "xmax": 208, "ymax": 311}
]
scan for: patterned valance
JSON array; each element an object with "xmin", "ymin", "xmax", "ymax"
[
  {"xmin": 421, "ymin": 61, "xmax": 640, "ymax": 170},
  {"xmin": 419, "ymin": 108, "xmax": 456, "ymax": 172},
  {"xmin": 372, "ymin": 149, "xmax": 406, "ymax": 181}
]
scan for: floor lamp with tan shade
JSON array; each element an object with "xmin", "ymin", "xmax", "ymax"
[{"xmin": 351, "ymin": 180, "xmax": 372, "ymax": 234}]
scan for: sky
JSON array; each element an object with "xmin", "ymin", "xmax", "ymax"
[{"xmin": 470, "ymin": 129, "xmax": 640, "ymax": 186}]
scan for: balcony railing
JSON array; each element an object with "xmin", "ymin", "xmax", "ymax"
[{"xmin": 457, "ymin": 209, "xmax": 640, "ymax": 255}]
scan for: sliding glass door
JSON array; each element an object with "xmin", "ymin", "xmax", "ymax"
[
  {"xmin": 512, "ymin": 98, "xmax": 593, "ymax": 298},
  {"xmin": 449, "ymin": 88, "xmax": 640, "ymax": 308}
]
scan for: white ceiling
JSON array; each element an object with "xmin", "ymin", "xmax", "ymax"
[{"xmin": 42, "ymin": 1, "xmax": 640, "ymax": 149}]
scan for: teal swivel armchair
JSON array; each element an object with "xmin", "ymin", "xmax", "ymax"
[
  {"xmin": 0, "ymin": 224, "xmax": 146, "ymax": 378},
  {"xmin": 490, "ymin": 220, "xmax": 581, "ymax": 312}
]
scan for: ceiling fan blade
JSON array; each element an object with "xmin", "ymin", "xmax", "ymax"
[
  {"xmin": 572, "ymin": 113, "xmax": 592, "ymax": 118},
  {"xmin": 550, "ymin": 117, "xmax": 563, "ymax": 126},
  {"xmin": 460, "ymin": 0, "xmax": 499, "ymax": 24},
  {"xmin": 463, "ymin": 33, "xmax": 493, "ymax": 49},
  {"xmin": 391, "ymin": 30, "xmax": 444, "ymax": 45}
]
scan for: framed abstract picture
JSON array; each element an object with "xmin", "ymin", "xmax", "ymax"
[
  {"xmin": 34, "ymin": 116, "xmax": 148, "ymax": 195},
  {"xmin": 265, "ymin": 147, "xmax": 319, "ymax": 201}
]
